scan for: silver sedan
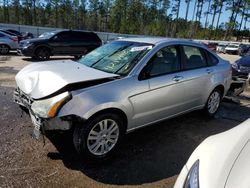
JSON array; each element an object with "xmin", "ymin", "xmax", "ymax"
[{"xmin": 14, "ymin": 38, "xmax": 232, "ymax": 160}]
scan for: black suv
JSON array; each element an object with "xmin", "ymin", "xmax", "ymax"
[{"xmin": 17, "ymin": 30, "xmax": 102, "ymax": 60}]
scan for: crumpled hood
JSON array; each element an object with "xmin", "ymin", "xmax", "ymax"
[{"xmin": 15, "ymin": 60, "xmax": 118, "ymax": 99}]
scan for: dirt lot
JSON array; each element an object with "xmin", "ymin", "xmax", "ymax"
[{"xmin": 0, "ymin": 53, "xmax": 249, "ymax": 188}]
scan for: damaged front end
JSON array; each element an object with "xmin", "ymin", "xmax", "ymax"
[{"xmin": 13, "ymin": 88, "xmax": 73, "ymax": 139}]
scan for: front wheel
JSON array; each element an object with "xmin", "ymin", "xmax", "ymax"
[
  {"xmin": 204, "ymin": 89, "xmax": 222, "ymax": 117},
  {"xmin": 73, "ymin": 113, "xmax": 125, "ymax": 160}
]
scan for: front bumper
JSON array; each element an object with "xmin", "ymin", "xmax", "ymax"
[
  {"xmin": 13, "ymin": 88, "xmax": 72, "ymax": 138},
  {"xmin": 225, "ymin": 50, "xmax": 238, "ymax": 54},
  {"xmin": 17, "ymin": 47, "xmax": 34, "ymax": 57}
]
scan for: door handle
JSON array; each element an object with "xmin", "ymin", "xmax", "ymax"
[
  {"xmin": 206, "ymin": 68, "xmax": 213, "ymax": 74},
  {"xmin": 172, "ymin": 75, "xmax": 184, "ymax": 82}
]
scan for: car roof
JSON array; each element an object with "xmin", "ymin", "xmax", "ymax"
[
  {"xmin": 48, "ymin": 29, "xmax": 95, "ymax": 34},
  {"xmin": 118, "ymin": 37, "xmax": 203, "ymax": 47},
  {"xmin": 0, "ymin": 30, "xmax": 11, "ymax": 37}
]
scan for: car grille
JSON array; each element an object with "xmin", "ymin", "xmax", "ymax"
[
  {"xmin": 239, "ymin": 66, "xmax": 250, "ymax": 73},
  {"xmin": 14, "ymin": 88, "xmax": 33, "ymax": 108}
]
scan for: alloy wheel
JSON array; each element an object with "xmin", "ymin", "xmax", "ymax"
[
  {"xmin": 207, "ymin": 91, "xmax": 221, "ymax": 114},
  {"xmin": 87, "ymin": 119, "xmax": 119, "ymax": 156}
]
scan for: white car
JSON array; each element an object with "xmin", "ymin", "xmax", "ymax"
[
  {"xmin": 174, "ymin": 118, "xmax": 250, "ymax": 188},
  {"xmin": 225, "ymin": 43, "xmax": 240, "ymax": 55},
  {"xmin": 216, "ymin": 43, "xmax": 227, "ymax": 53}
]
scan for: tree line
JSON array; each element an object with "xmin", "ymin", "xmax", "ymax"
[{"xmin": 0, "ymin": 0, "xmax": 250, "ymax": 40}]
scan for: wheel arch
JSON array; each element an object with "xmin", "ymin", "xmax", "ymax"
[
  {"xmin": 84, "ymin": 108, "xmax": 128, "ymax": 131},
  {"xmin": 0, "ymin": 43, "xmax": 10, "ymax": 48},
  {"xmin": 213, "ymin": 84, "xmax": 225, "ymax": 97},
  {"xmin": 34, "ymin": 45, "xmax": 53, "ymax": 55}
]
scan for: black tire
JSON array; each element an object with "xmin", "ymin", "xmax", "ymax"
[
  {"xmin": 35, "ymin": 47, "xmax": 50, "ymax": 61},
  {"xmin": 0, "ymin": 44, "xmax": 10, "ymax": 54},
  {"xmin": 204, "ymin": 89, "xmax": 222, "ymax": 117},
  {"xmin": 73, "ymin": 113, "xmax": 126, "ymax": 161}
]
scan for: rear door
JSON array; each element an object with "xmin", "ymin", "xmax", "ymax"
[
  {"xmin": 180, "ymin": 45, "xmax": 215, "ymax": 108},
  {"xmin": 73, "ymin": 32, "xmax": 101, "ymax": 55},
  {"xmin": 71, "ymin": 31, "xmax": 88, "ymax": 54}
]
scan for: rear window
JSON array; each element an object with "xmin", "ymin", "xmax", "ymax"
[
  {"xmin": 206, "ymin": 51, "xmax": 219, "ymax": 66},
  {"xmin": 183, "ymin": 45, "xmax": 207, "ymax": 69}
]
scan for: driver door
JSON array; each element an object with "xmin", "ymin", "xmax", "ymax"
[
  {"xmin": 49, "ymin": 31, "xmax": 74, "ymax": 54},
  {"xmin": 129, "ymin": 45, "xmax": 188, "ymax": 126}
]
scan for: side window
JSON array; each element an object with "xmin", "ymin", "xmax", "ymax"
[
  {"xmin": 206, "ymin": 51, "xmax": 219, "ymax": 66},
  {"xmin": 0, "ymin": 33, "xmax": 4, "ymax": 37},
  {"xmin": 183, "ymin": 46, "xmax": 207, "ymax": 69},
  {"xmin": 146, "ymin": 46, "xmax": 181, "ymax": 77},
  {"xmin": 54, "ymin": 31, "xmax": 72, "ymax": 42},
  {"xmin": 70, "ymin": 31, "xmax": 82, "ymax": 41}
]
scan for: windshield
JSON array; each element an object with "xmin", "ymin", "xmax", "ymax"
[
  {"xmin": 228, "ymin": 45, "xmax": 239, "ymax": 48},
  {"xmin": 78, "ymin": 41, "xmax": 153, "ymax": 75},
  {"xmin": 39, "ymin": 31, "xmax": 56, "ymax": 39}
]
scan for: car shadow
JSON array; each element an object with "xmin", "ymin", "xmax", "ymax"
[
  {"xmin": 0, "ymin": 66, "xmax": 19, "ymax": 75},
  {"xmin": 45, "ymin": 99, "xmax": 250, "ymax": 185},
  {"xmin": 22, "ymin": 57, "xmax": 75, "ymax": 62}
]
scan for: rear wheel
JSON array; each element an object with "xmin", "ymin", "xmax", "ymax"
[
  {"xmin": 73, "ymin": 113, "xmax": 125, "ymax": 160},
  {"xmin": 0, "ymin": 44, "xmax": 10, "ymax": 54},
  {"xmin": 204, "ymin": 89, "xmax": 222, "ymax": 117},
  {"xmin": 35, "ymin": 47, "xmax": 50, "ymax": 61}
]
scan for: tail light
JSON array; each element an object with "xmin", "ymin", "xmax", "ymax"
[{"xmin": 11, "ymin": 37, "xmax": 18, "ymax": 42}]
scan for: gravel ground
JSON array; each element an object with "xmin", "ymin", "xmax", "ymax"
[{"xmin": 0, "ymin": 53, "xmax": 249, "ymax": 188}]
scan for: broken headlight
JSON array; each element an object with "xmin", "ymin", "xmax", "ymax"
[{"xmin": 31, "ymin": 92, "xmax": 71, "ymax": 118}]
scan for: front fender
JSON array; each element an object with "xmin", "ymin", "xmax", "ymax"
[{"xmin": 57, "ymin": 92, "xmax": 132, "ymax": 122}]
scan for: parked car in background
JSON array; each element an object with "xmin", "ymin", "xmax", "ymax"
[
  {"xmin": 216, "ymin": 43, "xmax": 227, "ymax": 53},
  {"xmin": 14, "ymin": 38, "xmax": 231, "ymax": 160},
  {"xmin": 201, "ymin": 42, "xmax": 217, "ymax": 52},
  {"xmin": 17, "ymin": 30, "xmax": 102, "ymax": 60},
  {"xmin": 232, "ymin": 55, "xmax": 250, "ymax": 79},
  {"xmin": 1, "ymin": 29, "xmax": 34, "ymax": 42},
  {"xmin": 22, "ymin": 32, "xmax": 34, "ymax": 39},
  {"xmin": 225, "ymin": 43, "xmax": 240, "ymax": 55},
  {"xmin": 6, "ymin": 29, "xmax": 22, "ymax": 36},
  {"xmin": 207, "ymin": 42, "xmax": 217, "ymax": 51},
  {"xmin": 239, "ymin": 44, "xmax": 250, "ymax": 56},
  {"xmin": 5, "ymin": 29, "xmax": 24, "ymax": 42},
  {"xmin": 0, "ymin": 31, "xmax": 19, "ymax": 54},
  {"xmin": 174, "ymin": 118, "xmax": 250, "ymax": 188}
]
